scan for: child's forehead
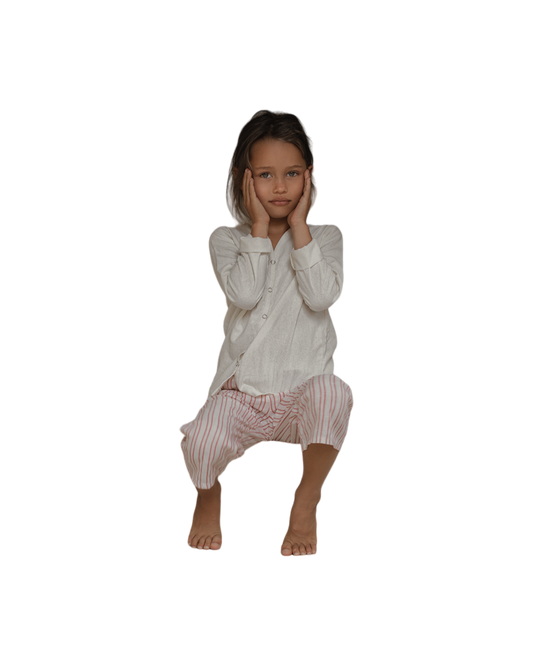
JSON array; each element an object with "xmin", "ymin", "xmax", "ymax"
[{"xmin": 249, "ymin": 138, "xmax": 304, "ymax": 165}]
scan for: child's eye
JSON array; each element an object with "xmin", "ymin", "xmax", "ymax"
[{"xmin": 259, "ymin": 171, "xmax": 300, "ymax": 178}]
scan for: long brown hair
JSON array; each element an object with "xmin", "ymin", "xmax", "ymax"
[{"xmin": 227, "ymin": 110, "xmax": 316, "ymax": 227}]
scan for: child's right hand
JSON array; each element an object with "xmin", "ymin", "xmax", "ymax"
[{"xmin": 242, "ymin": 169, "xmax": 270, "ymax": 227}]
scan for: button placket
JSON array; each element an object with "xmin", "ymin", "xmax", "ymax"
[{"xmin": 262, "ymin": 257, "xmax": 276, "ymax": 321}]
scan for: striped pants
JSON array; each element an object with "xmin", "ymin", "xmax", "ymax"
[{"xmin": 180, "ymin": 373, "xmax": 354, "ymax": 490}]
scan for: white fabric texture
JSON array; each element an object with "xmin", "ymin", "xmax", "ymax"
[{"xmin": 207, "ymin": 223, "xmax": 344, "ymax": 399}]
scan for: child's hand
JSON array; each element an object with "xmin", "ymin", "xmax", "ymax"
[
  {"xmin": 287, "ymin": 168, "xmax": 312, "ymax": 228},
  {"xmin": 242, "ymin": 169, "xmax": 270, "ymax": 227}
]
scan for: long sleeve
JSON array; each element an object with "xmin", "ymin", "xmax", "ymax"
[
  {"xmin": 209, "ymin": 226, "xmax": 273, "ymax": 310},
  {"xmin": 289, "ymin": 224, "xmax": 343, "ymax": 312}
]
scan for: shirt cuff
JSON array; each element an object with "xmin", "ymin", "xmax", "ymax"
[
  {"xmin": 240, "ymin": 235, "xmax": 273, "ymax": 254},
  {"xmin": 290, "ymin": 237, "xmax": 324, "ymax": 270}
]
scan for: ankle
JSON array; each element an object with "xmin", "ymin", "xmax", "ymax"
[
  {"xmin": 294, "ymin": 487, "xmax": 321, "ymax": 506},
  {"xmin": 196, "ymin": 479, "xmax": 221, "ymax": 499}
]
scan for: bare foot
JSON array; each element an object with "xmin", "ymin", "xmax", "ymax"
[
  {"xmin": 188, "ymin": 479, "xmax": 222, "ymax": 550},
  {"xmin": 281, "ymin": 495, "xmax": 319, "ymax": 556}
]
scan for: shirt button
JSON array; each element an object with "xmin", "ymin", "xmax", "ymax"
[
  {"xmin": 268, "ymin": 288, "xmax": 273, "ymax": 292},
  {"xmin": 270, "ymin": 259, "xmax": 276, "ymax": 264},
  {"xmin": 262, "ymin": 314, "xmax": 268, "ymax": 319}
]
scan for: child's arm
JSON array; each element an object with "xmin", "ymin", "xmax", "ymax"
[
  {"xmin": 209, "ymin": 226, "xmax": 272, "ymax": 310},
  {"xmin": 291, "ymin": 222, "xmax": 346, "ymax": 312}
]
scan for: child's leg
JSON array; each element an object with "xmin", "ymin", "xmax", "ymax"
[
  {"xmin": 180, "ymin": 382, "xmax": 271, "ymax": 550},
  {"xmin": 280, "ymin": 374, "xmax": 354, "ymax": 556},
  {"xmin": 280, "ymin": 443, "xmax": 340, "ymax": 557},
  {"xmin": 296, "ymin": 442, "xmax": 340, "ymax": 502}
]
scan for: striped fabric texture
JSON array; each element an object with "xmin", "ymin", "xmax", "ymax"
[{"xmin": 180, "ymin": 372, "xmax": 354, "ymax": 489}]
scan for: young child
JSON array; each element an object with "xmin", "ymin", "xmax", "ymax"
[{"xmin": 180, "ymin": 110, "xmax": 354, "ymax": 556}]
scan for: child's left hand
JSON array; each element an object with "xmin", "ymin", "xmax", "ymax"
[{"xmin": 287, "ymin": 169, "xmax": 312, "ymax": 228}]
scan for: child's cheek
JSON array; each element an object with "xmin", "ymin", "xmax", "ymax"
[
  {"xmin": 255, "ymin": 180, "xmax": 268, "ymax": 201},
  {"xmin": 253, "ymin": 178, "xmax": 262, "ymax": 191}
]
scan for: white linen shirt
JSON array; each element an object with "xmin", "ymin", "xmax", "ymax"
[{"xmin": 207, "ymin": 223, "xmax": 344, "ymax": 399}]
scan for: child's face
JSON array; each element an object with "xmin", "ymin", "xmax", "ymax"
[{"xmin": 248, "ymin": 139, "xmax": 311, "ymax": 222}]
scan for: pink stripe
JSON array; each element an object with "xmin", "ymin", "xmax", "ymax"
[
  {"xmin": 210, "ymin": 398, "xmax": 246, "ymax": 485},
  {"xmin": 331, "ymin": 376, "xmax": 342, "ymax": 443},
  {"xmin": 308, "ymin": 377, "xmax": 317, "ymax": 441},
  {"xmin": 270, "ymin": 393, "xmax": 293, "ymax": 441},
  {"xmin": 203, "ymin": 393, "xmax": 224, "ymax": 483},
  {"xmin": 328, "ymin": 375, "xmax": 343, "ymax": 444}
]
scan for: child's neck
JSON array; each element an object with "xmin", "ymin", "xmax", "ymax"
[{"xmin": 268, "ymin": 218, "xmax": 290, "ymax": 236}]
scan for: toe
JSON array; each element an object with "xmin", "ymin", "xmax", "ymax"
[
  {"xmin": 292, "ymin": 543, "xmax": 301, "ymax": 556},
  {"xmin": 196, "ymin": 535, "xmax": 206, "ymax": 549},
  {"xmin": 281, "ymin": 541, "xmax": 292, "ymax": 556},
  {"xmin": 211, "ymin": 537, "xmax": 222, "ymax": 550},
  {"xmin": 204, "ymin": 536, "xmax": 212, "ymax": 549}
]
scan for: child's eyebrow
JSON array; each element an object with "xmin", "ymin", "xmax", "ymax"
[{"xmin": 253, "ymin": 164, "xmax": 304, "ymax": 169}]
